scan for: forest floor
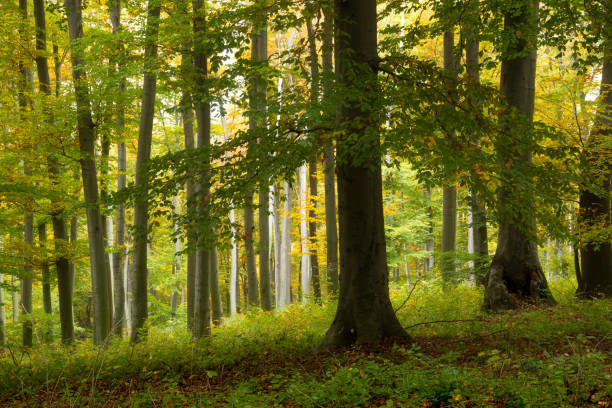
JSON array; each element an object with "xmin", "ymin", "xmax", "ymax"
[{"xmin": 1, "ymin": 279, "xmax": 611, "ymax": 407}]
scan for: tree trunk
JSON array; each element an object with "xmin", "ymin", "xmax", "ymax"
[
  {"xmin": 317, "ymin": 0, "xmax": 409, "ymax": 350},
  {"xmin": 110, "ymin": 0, "xmax": 126, "ymax": 336},
  {"xmin": 12, "ymin": 275, "xmax": 18, "ymax": 323},
  {"xmin": 483, "ymin": 2, "xmax": 555, "ymax": 310},
  {"xmin": 192, "ymin": 0, "xmax": 211, "ymax": 339},
  {"xmin": 210, "ymin": 246, "xmax": 223, "ymax": 325},
  {"xmin": 130, "ymin": 0, "xmax": 161, "ymax": 343},
  {"xmin": 309, "ymin": 160, "xmax": 322, "ymax": 301},
  {"xmin": 229, "ymin": 207, "xmax": 239, "ymax": 315},
  {"xmin": 441, "ymin": 30, "xmax": 457, "ymax": 282},
  {"xmin": 299, "ymin": 165, "xmax": 311, "ymax": 301},
  {"xmin": 38, "ymin": 223, "xmax": 52, "ymax": 315},
  {"xmin": 273, "ymin": 183, "xmax": 282, "ymax": 306},
  {"xmin": 423, "ymin": 185, "xmax": 434, "ymax": 274},
  {"xmin": 0, "ymin": 272, "xmax": 4, "ymax": 347},
  {"xmin": 18, "ymin": 0, "xmax": 33, "ymax": 348},
  {"xmin": 249, "ymin": 20, "xmax": 272, "ymax": 311},
  {"xmin": 278, "ymin": 180, "xmax": 292, "ymax": 308},
  {"xmin": 465, "ymin": 3, "xmax": 489, "ymax": 284},
  {"xmin": 321, "ymin": 6, "xmax": 339, "ymax": 295},
  {"xmin": 577, "ymin": 36, "xmax": 612, "ymax": 297}
]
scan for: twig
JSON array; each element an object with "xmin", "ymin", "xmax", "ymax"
[{"xmin": 394, "ymin": 277, "xmax": 422, "ymax": 313}]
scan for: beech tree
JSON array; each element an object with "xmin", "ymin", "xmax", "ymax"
[{"xmin": 318, "ymin": 0, "xmax": 409, "ymax": 349}]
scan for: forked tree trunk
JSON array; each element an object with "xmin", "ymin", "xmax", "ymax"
[
  {"xmin": 317, "ymin": 0, "xmax": 409, "ymax": 350},
  {"xmin": 483, "ymin": 2, "xmax": 555, "ymax": 310},
  {"xmin": 130, "ymin": 0, "xmax": 161, "ymax": 343}
]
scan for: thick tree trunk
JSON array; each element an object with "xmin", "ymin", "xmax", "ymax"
[
  {"xmin": 130, "ymin": 0, "xmax": 161, "ymax": 343},
  {"xmin": 321, "ymin": 6, "xmax": 339, "ymax": 295},
  {"xmin": 110, "ymin": 0, "xmax": 126, "ymax": 336},
  {"xmin": 318, "ymin": 0, "xmax": 409, "ymax": 350},
  {"xmin": 441, "ymin": 30, "xmax": 457, "ymax": 281},
  {"xmin": 192, "ymin": 0, "xmax": 212, "ymax": 339},
  {"xmin": 577, "ymin": 37, "xmax": 612, "ymax": 297},
  {"xmin": 483, "ymin": 2, "xmax": 554, "ymax": 310}
]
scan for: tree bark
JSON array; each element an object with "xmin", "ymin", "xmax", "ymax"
[
  {"xmin": 483, "ymin": 2, "xmax": 555, "ymax": 310},
  {"xmin": 321, "ymin": 6, "xmax": 339, "ymax": 295},
  {"xmin": 110, "ymin": 0, "xmax": 126, "ymax": 336},
  {"xmin": 192, "ymin": 0, "xmax": 211, "ymax": 339},
  {"xmin": 210, "ymin": 246, "xmax": 223, "ymax": 325},
  {"xmin": 130, "ymin": 0, "xmax": 161, "ymax": 343},
  {"xmin": 299, "ymin": 165, "xmax": 311, "ymax": 301},
  {"xmin": 278, "ymin": 180, "xmax": 292, "ymax": 308},
  {"xmin": 577, "ymin": 35, "xmax": 612, "ymax": 297},
  {"xmin": 441, "ymin": 30, "xmax": 457, "ymax": 282},
  {"xmin": 38, "ymin": 223, "xmax": 52, "ymax": 315},
  {"xmin": 317, "ymin": 0, "xmax": 409, "ymax": 350}
]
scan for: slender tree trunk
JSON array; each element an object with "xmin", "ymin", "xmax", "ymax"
[
  {"xmin": 38, "ymin": 224, "xmax": 52, "ymax": 315},
  {"xmin": 321, "ymin": 6, "xmax": 339, "ymax": 295},
  {"xmin": 18, "ymin": 0, "xmax": 33, "ymax": 348},
  {"xmin": 273, "ymin": 183, "xmax": 282, "ymax": 305},
  {"xmin": 465, "ymin": 2, "xmax": 489, "ymax": 284},
  {"xmin": 299, "ymin": 165, "xmax": 311, "ymax": 301},
  {"xmin": 278, "ymin": 181, "xmax": 292, "ymax": 308},
  {"xmin": 210, "ymin": 246, "xmax": 223, "ymax": 325},
  {"xmin": 229, "ymin": 207, "xmax": 238, "ymax": 315},
  {"xmin": 248, "ymin": 20, "xmax": 272, "ymax": 311},
  {"xmin": 12, "ymin": 275, "xmax": 19, "ymax": 323},
  {"xmin": 309, "ymin": 160, "xmax": 321, "ymax": 301},
  {"xmin": 170, "ymin": 194, "xmax": 181, "ymax": 318},
  {"xmin": 192, "ymin": 0, "xmax": 211, "ymax": 339},
  {"xmin": 577, "ymin": 33, "xmax": 612, "ymax": 297},
  {"xmin": 130, "ymin": 0, "xmax": 161, "ymax": 343},
  {"xmin": 441, "ymin": 30, "xmax": 457, "ymax": 282},
  {"xmin": 483, "ymin": 2, "xmax": 554, "ymax": 310},
  {"xmin": 110, "ymin": 0, "xmax": 126, "ymax": 336},
  {"xmin": 318, "ymin": 0, "xmax": 409, "ymax": 350},
  {"xmin": 423, "ymin": 186, "xmax": 434, "ymax": 273},
  {"xmin": 0, "ymin": 238, "xmax": 5, "ymax": 346}
]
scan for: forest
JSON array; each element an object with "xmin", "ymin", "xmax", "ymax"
[{"xmin": 0, "ymin": 0, "xmax": 611, "ymax": 406}]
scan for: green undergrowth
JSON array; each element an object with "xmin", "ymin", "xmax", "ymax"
[{"xmin": 1, "ymin": 278, "xmax": 611, "ymax": 407}]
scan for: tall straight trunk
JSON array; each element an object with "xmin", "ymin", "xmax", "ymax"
[
  {"xmin": 170, "ymin": 195, "xmax": 181, "ymax": 318},
  {"xmin": 100, "ymin": 138, "xmax": 114, "ymax": 321},
  {"xmin": 483, "ymin": 2, "xmax": 554, "ymax": 310},
  {"xmin": 298, "ymin": 165, "xmax": 311, "ymax": 301},
  {"xmin": 465, "ymin": 2, "xmax": 489, "ymax": 283},
  {"xmin": 110, "ymin": 0, "xmax": 126, "ymax": 336},
  {"xmin": 273, "ymin": 183, "xmax": 282, "ymax": 305},
  {"xmin": 18, "ymin": 0, "xmax": 33, "ymax": 348},
  {"xmin": 192, "ymin": 0, "xmax": 211, "ymax": 339},
  {"xmin": 243, "ymin": 202, "xmax": 258, "ymax": 306},
  {"xmin": 423, "ymin": 185, "xmax": 434, "ymax": 273},
  {"xmin": 130, "ymin": 0, "xmax": 161, "ymax": 343},
  {"xmin": 248, "ymin": 19, "xmax": 271, "ymax": 311},
  {"xmin": 210, "ymin": 246, "xmax": 223, "ymax": 325},
  {"xmin": 318, "ymin": 0, "xmax": 408, "ymax": 350},
  {"xmin": 229, "ymin": 207, "xmax": 238, "ymax": 314},
  {"xmin": 33, "ymin": 0, "xmax": 74, "ymax": 343},
  {"xmin": 65, "ymin": 0, "xmax": 113, "ymax": 345},
  {"xmin": 278, "ymin": 180, "xmax": 292, "ymax": 308},
  {"xmin": 38, "ymin": 223, "xmax": 52, "ymax": 315},
  {"xmin": 441, "ymin": 30, "xmax": 457, "ymax": 281},
  {"xmin": 578, "ymin": 32, "xmax": 612, "ymax": 297},
  {"xmin": 12, "ymin": 275, "xmax": 19, "ymax": 323},
  {"xmin": 0, "ymin": 271, "xmax": 4, "ymax": 347},
  {"xmin": 308, "ymin": 160, "xmax": 321, "ymax": 301},
  {"xmin": 321, "ymin": 6, "xmax": 339, "ymax": 295},
  {"xmin": 177, "ymin": 0, "xmax": 196, "ymax": 330}
]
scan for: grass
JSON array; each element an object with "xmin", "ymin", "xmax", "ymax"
[{"xmin": 1, "ymin": 278, "xmax": 611, "ymax": 407}]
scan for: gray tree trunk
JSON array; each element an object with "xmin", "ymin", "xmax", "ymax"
[
  {"xmin": 210, "ymin": 246, "xmax": 223, "ymax": 325},
  {"xmin": 38, "ymin": 224, "xmax": 52, "ymax": 315},
  {"xmin": 273, "ymin": 183, "xmax": 282, "ymax": 306},
  {"xmin": 278, "ymin": 180, "xmax": 292, "ymax": 308},
  {"xmin": 464, "ymin": 4, "xmax": 489, "ymax": 284},
  {"xmin": 298, "ymin": 165, "xmax": 311, "ymax": 301},
  {"xmin": 441, "ymin": 30, "xmax": 457, "ymax": 282},
  {"xmin": 192, "ymin": 0, "xmax": 212, "ymax": 339},
  {"xmin": 483, "ymin": 2, "xmax": 554, "ymax": 310},
  {"xmin": 130, "ymin": 0, "xmax": 161, "ymax": 343},
  {"xmin": 321, "ymin": 6, "xmax": 339, "ymax": 295},
  {"xmin": 317, "ymin": 0, "xmax": 408, "ymax": 350},
  {"xmin": 110, "ymin": 0, "xmax": 126, "ymax": 336}
]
